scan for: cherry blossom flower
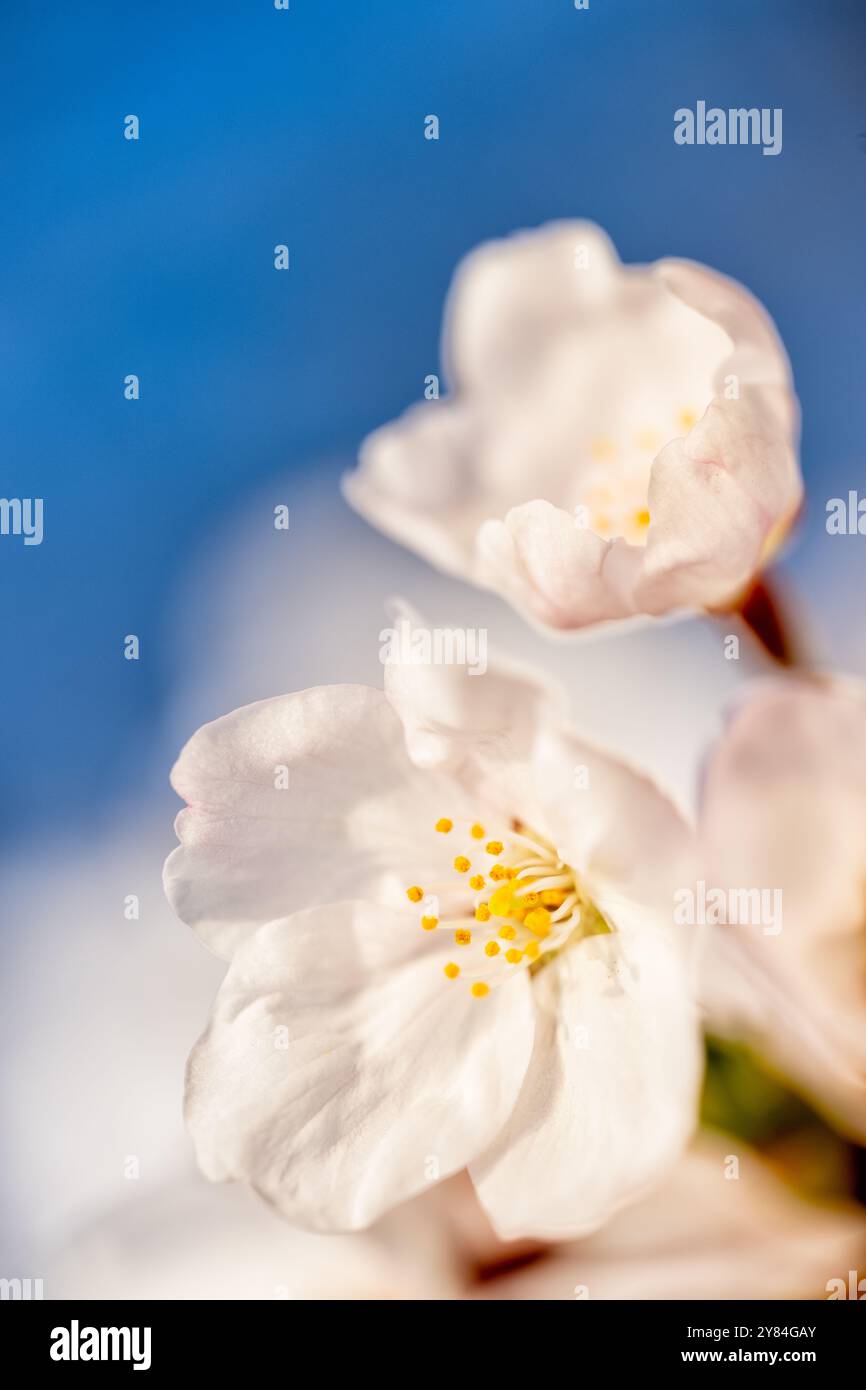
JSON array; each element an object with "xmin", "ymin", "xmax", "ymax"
[
  {"xmin": 344, "ymin": 222, "xmax": 801, "ymax": 631},
  {"xmin": 164, "ymin": 616, "xmax": 701, "ymax": 1238},
  {"xmin": 698, "ymin": 677, "xmax": 866, "ymax": 1139}
]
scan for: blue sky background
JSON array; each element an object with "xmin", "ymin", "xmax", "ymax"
[{"xmin": 1, "ymin": 0, "xmax": 865, "ymax": 839}]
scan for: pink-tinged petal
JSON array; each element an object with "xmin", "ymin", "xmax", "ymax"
[
  {"xmin": 164, "ymin": 685, "xmax": 471, "ymax": 958},
  {"xmin": 654, "ymin": 258, "xmax": 797, "ymax": 433},
  {"xmin": 470, "ymin": 924, "xmax": 702, "ymax": 1241},
  {"xmin": 186, "ymin": 902, "xmax": 535, "ymax": 1231},
  {"xmin": 636, "ymin": 393, "xmax": 802, "ymax": 613},
  {"xmin": 477, "ymin": 500, "xmax": 639, "ymax": 631},
  {"xmin": 342, "ymin": 400, "xmax": 490, "ymax": 580},
  {"xmin": 699, "ymin": 678, "xmax": 866, "ymax": 1138}
]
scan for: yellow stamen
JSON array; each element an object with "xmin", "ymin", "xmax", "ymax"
[
  {"xmin": 540, "ymin": 890, "xmax": 566, "ymax": 907},
  {"xmin": 505, "ymin": 867, "xmax": 518, "ymax": 880},
  {"xmin": 469, "ymin": 874, "xmax": 485, "ymax": 890},
  {"xmin": 435, "ymin": 818, "xmax": 453, "ymax": 833},
  {"xmin": 471, "ymin": 982, "xmax": 490, "ymax": 998},
  {"xmin": 525, "ymin": 906, "xmax": 552, "ymax": 939},
  {"xmin": 524, "ymin": 940, "xmax": 541, "ymax": 961},
  {"xmin": 634, "ymin": 508, "xmax": 651, "ymax": 529},
  {"xmin": 421, "ymin": 915, "xmax": 438, "ymax": 931},
  {"xmin": 488, "ymin": 885, "xmax": 513, "ymax": 917},
  {"xmin": 475, "ymin": 904, "xmax": 491, "ymax": 922},
  {"xmin": 406, "ymin": 886, "xmax": 424, "ymax": 903},
  {"xmin": 444, "ymin": 962, "xmax": 460, "ymax": 980},
  {"xmin": 470, "ymin": 823, "xmax": 485, "ymax": 840},
  {"xmin": 485, "ymin": 941, "xmax": 500, "ymax": 957},
  {"xmin": 505, "ymin": 948, "xmax": 523, "ymax": 964},
  {"xmin": 485, "ymin": 840, "xmax": 503, "ymax": 855},
  {"xmin": 498, "ymin": 924, "xmax": 517, "ymax": 941},
  {"xmin": 455, "ymin": 928, "xmax": 471, "ymax": 946},
  {"xmin": 520, "ymin": 891, "xmax": 540, "ymax": 908},
  {"xmin": 489, "ymin": 864, "xmax": 507, "ymax": 882},
  {"xmin": 453, "ymin": 856, "xmax": 470, "ymax": 873}
]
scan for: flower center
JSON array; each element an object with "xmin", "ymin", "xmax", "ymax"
[
  {"xmin": 576, "ymin": 407, "xmax": 699, "ymax": 545},
  {"xmin": 406, "ymin": 818, "xmax": 612, "ymax": 998}
]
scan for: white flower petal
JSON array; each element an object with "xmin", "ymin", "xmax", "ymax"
[
  {"xmin": 382, "ymin": 596, "xmax": 563, "ymax": 770},
  {"xmin": 470, "ymin": 926, "xmax": 702, "ymax": 1241},
  {"xmin": 186, "ymin": 901, "xmax": 535, "ymax": 1231},
  {"xmin": 164, "ymin": 686, "xmax": 469, "ymax": 958}
]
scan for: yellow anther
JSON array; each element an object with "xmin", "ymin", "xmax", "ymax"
[
  {"xmin": 590, "ymin": 436, "xmax": 616, "ymax": 462},
  {"xmin": 469, "ymin": 874, "xmax": 485, "ymax": 890},
  {"xmin": 471, "ymin": 982, "xmax": 490, "ymax": 998},
  {"xmin": 498, "ymin": 924, "xmax": 517, "ymax": 941},
  {"xmin": 524, "ymin": 940, "xmax": 541, "ymax": 961},
  {"xmin": 505, "ymin": 948, "xmax": 523, "ymax": 964},
  {"xmin": 510, "ymin": 907, "xmax": 526, "ymax": 924},
  {"xmin": 406, "ymin": 886, "xmax": 424, "ymax": 903},
  {"xmin": 505, "ymin": 867, "xmax": 518, "ymax": 879},
  {"xmin": 488, "ymin": 885, "xmax": 513, "ymax": 917},
  {"xmin": 678, "ymin": 408, "xmax": 697, "ymax": 431},
  {"xmin": 634, "ymin": 509, "xmax": 651, "ymax": 529},
  {"xmin": 421, "ymin": 915, "xmax": 438, "ymax": 931},
  {"xmin": 470, "ymin": 823, "xmax": 485, "ymax": 839},
  {"xmin": 520, "ymin": 891, "xmax": 540, "ymax": 907},
  {"xmin": 453, "ymin": 855, "xmax": 470, "ymax": 873},
  {"xmin": 525, "ymin": 906, "xmax": 552, "ymax": 939},
  {"xmin": 484, "ymin": 941, "xmax": 500, "ymax": 957},
  {"xmin": 444, "ymin": 962, "xmax": 460, "ymax": 980},
  {"xmin": 435, "ymin": 818, "xmax": 453, "ymax": 833},
  {"xmin": 485, "ymin": 840, "xmax": 503, "ymax": 856},
  {"xmin": 540, "ymin": 890, "xmax": 566, "ymax": 907},
  {"xmin": 475, "ymin": 904, "xmax": 491, "ymax": 922},
  {"xmin": 489, "ymin": 864, "xmax": 507, "ymax": 882},
  {"xmin": 455, "ymin": 928, "xmax": 471, "ymax": 946}
]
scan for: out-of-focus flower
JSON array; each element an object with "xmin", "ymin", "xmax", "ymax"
[
  {"xmin": 344, "ymin": 221, "xmax": 801, "ymax": 632},
  {"xmin": 164, "ymin": 609, "xmax": 701, "ymax": 1240},
  {"xmin": 471, "ymin": 1132, "xmax": 866, "ymax": 1300},
  {"xmin": 49, "ymin": 1170, "xmax": 462, "ymax": 1301},
  {"xmin": 698, "ymin": 678, "xmax": 866, "ymax": 1140}
]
